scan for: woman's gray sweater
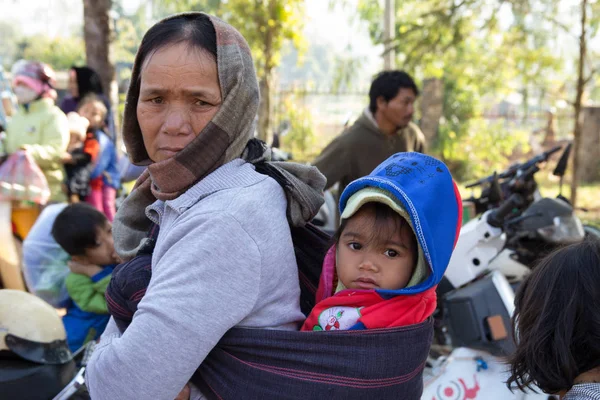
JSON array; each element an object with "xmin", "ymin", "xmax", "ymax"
[{"xmin": 86, "ymin": 160, "xmax": 305, "ymax": 399}]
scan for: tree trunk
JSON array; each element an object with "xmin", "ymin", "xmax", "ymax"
[
  {"xmin": 570, "ymin": 0, "xmax": 588, "ymax": 206},
  {"xmin": 257, "ymin": 74, "xmax": 271, "ymax": 143},
  {"xmin": 578, "ymin": 107, "xmax": 600, "ymax": 182},
  {"xmin": 82, "ymin": 0, "xmax": 118, "ymax": 135},
  {"xmin": 522, "ymin": 86, "xmax": 529, "ymax": 124},
  {"xmin": 256, "ymin": 0, "xmax": 275, "ymax": 144},
  {"xmin": 419, "ymin": 78, "xmax": 444, "ymax": 151}
]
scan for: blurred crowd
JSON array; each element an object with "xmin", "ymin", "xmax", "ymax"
[{"xmin": 0, "ymin": 60, "xmax": 144, "ymax": 236}]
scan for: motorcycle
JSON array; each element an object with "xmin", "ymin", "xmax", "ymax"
[
  {"xmin": 424, "ymin": 145, "xmax": 597, "ymax": 398},
  {"xmin": 445, "ymin": 143, "xmax": 593, "ymax": 291},
  {"xmin": 436, "ymin": 145, "xmax": 590, "ymax": 356}
]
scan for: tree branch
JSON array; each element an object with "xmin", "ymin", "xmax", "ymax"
[
  {"xmin": 583, "ymin": 68, "xmax": 598, "ymax": 86},
  {"xmin": 546, "ymin": 15, "xmax": 572, "ymax": 34}
]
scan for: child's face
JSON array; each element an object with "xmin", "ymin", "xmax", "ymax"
[
  {"xmin": 336, "ymin": 206, "xmax": 417, "ymax": 290},
  {"xmin": 78, "ymin": 101, "xmax": 105, "ymax": 129},
  {"xmin": 81, "ymin": 221, "xmax": 119, "ymax": 266}
]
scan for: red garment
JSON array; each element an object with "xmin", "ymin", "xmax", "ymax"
[
  {"xmin": 301, "ymin": 286, "xmax": 437, "ymax": 331},
  {"xmin": 83, "ymin": 132, "xmax": 100, "ymax": 163},
  {"xmin": 89, "ymin": 176, "xmax": 103, "ymax": 191},
  {"xmin": 301, "ymin": 247, "xmax": 437, "ymax": 331}
]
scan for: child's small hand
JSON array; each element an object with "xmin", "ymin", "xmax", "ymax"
[
  {"xmin": 174, "ymin": 384, "xmax": 190, "ymax": 400},
  {"xmin": 61, "ymin": 152, "xmax": 74, "ymax": 164},
  {"xmin": 68, "ymin": 261, "xmax": 102, "ymax": 278}
]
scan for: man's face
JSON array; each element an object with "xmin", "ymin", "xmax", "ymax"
[{"xmin": 377, "ymin": 88, "xmax": 416, "ymax": 129}]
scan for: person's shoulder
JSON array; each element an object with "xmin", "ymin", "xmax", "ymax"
[
  {"xmin": 227, "ymin": 170, "xmax": 286, "ymax": 213},
  {"xmin": 406, "ymin": 122, "xmax": 426, "ymax": 140},
  {"xmin": 342, "ymin": 119, "xmax": 369, "ymax": 137},
  {"xmin": 46, "ymin": 104, "xmax": 69, "ymax": 125},
  {"xmin": 49, "ymin": 103, "xmax": 67, "ymax": 117},
  {"xmin": 178, "ymin": 163, "xmax": 283, "ymax": 218}
]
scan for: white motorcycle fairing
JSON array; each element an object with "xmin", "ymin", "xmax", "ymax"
[{"xmin": 444, "ymin": 211, "xmax": 505, "ymax": 289}]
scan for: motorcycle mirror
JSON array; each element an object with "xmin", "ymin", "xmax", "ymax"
[
  {"xmin": 553, "ymin": 143, "xmax": 572, "ymax": 177},
  {"xmin": 489, "ymin": 172, "xmax": 503, "ymax": 204}
]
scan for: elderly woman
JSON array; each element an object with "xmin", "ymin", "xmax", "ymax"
[{"xmin": 86, "ymin": 13, "xmax": 325, "ymax": 400}]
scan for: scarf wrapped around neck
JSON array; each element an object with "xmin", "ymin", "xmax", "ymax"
[{"xmin": 113, "ymin": 13, "xmax": 325, "ymax": 261}]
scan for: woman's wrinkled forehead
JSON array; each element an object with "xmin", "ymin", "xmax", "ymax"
[{"xmin": 140, "ymin": 42, "xmax": 218, "ymax": 79}]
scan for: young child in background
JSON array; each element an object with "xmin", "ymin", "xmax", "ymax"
[
  {"xmin": 301, "ymin": 152, "xmax": 462, "ymax": 331},
  {"xmin": 507, "ymin": 239, "xmax": 600, "ymax": 399},
  {"xmin": 79, "ymin": 94, "xmax": 120, "ymax": 221},
  {"xmin": 52, "ymin": 203, "xmax": 120, "ymax": 352},
  {"xmin": 62, "ymin": 111, "xmax": 99, "ymax": 203}
]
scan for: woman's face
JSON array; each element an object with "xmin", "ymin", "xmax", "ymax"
[
  {"xmin": 137, "ymin": 42, "xmax": 222, "ymax": 163},
  {"xmin": 68, "ymin": 69, "xmax": 79, "ymax": 98}
]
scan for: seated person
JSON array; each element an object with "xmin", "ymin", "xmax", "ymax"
[
  {"xmin": 62, "ymin": 111, "xmax": 99, "ymax": 203},
  {"xmin": 301, "ymin": 152, "xmax": 462, "ymax": 331},
  {"xmin": 51, "ymin": 203, "xmax": 120, "ymax": 352}
]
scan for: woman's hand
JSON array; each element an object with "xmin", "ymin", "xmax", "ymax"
[
  {"xmin": 174, "ymin": 384, "xmax": 190, "ymax": 400},
  {"xmin": 68, "ymin": 260, "xmax": 103, "ymax": 278}
]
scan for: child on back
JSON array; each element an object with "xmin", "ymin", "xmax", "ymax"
[
  {"xmin": 51, "ymin": 203, "xmax": 120, "ymax": 352},
  {"xmin": 62, "ymin": 110, "xmax": 99, "ymax": 203},
  {"xmin": 302, "ymin": 152, "xmax": 462, "ymax": 331},
  {"xmin": 507, "ymin": 239, "xmax": 600, "ymax": 399},
  {"xmin": 79, "ymin": 94, "xmax": 120, "ymax": 222}
]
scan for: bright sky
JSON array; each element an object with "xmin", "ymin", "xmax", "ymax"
[
  {"xmin": 1, "ymin": 0, "xmax": 595, "ymax": 80},
  {"xmin": 0, "ymin": 0, "xmax": 380, "ymax": 53}
]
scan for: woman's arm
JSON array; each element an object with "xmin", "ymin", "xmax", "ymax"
[{"xmin": 86, "ymin": 212, "xmax": 262, "ymax": 400}]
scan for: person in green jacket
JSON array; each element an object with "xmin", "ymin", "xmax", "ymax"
[
  {"xmin": 314, "ymin": 70, "xmax": 426, "ymax": 196},
  {"xmin": 51, "ymin": 203, "xmax": 119, "ymax": 352},
  {"xmin": 6, "ymin": 61, "xmax": 70, "ymax": 205}
]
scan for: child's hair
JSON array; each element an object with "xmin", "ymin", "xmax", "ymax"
[
  {"xmin": 52, "ymin": 203, "xmax": 109, "ymax": 256},
  {"xmin": 332, "ymin": 202, "xmax": 417, "ymax": 253},
  {"xmin": 507, "ymin": 239, "xmax": 600, "ymax": 393},
  {"xmin": 76, "ymin": 93, "xmax": 107, "ymax": 121}
]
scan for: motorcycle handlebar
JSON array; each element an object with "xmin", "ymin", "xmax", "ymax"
[
  {"xmin": 465, "ymin": 145, "xmax": 562, "ymax": 189},
  {"xmin": 487, "ymin": 194, "xmax": 525, "ymax": 228}
]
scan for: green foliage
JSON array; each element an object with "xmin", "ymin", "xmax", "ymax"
[
  {"xmin": 113, "ymin": 9, "xmax": 149, "ymax": 63},
  {"xmin": 441, "ymin": 119, "xmax": 530, "ymax": 181},
  {"xmin": 0, "ymin": 22, "xmax": 21, "ymax": 68},
  {"xmin": 16, "ymin": 35, "xmax": 85, "ymax": 70},
  {"xmin": 349, "ymin": 0, "xmax": 563, "ymax": 179},
  {"xmin": 223, "ymin": 0, "xmax": 306, "ymax": 77},
  {"xmin": 330, "ymin": 49, "xmax": 364, "ymax": 93},
  {"xmin": 156, "ymin": 0, "xmax": 306, "ymax": 76},
  {"xmin": 278, "ymin": 94, "xmax": 318, "ymax": 162}
]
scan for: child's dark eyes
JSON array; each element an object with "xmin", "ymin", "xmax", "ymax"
[
  {"xmin": 384, "ymin": 249, "xmax": 399, "ymax": 258},
  {"xmin": 348, "ymin": 242, "xmax": 362, "ymax": 251}
]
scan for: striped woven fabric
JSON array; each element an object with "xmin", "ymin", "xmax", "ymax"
[
  {"xmin": 563, "ymin": 384, "xmax": 600, "ymax": 400},
  {"xmin": 106, "ymin": 223, "xmax": 432, "ymax": 399}
]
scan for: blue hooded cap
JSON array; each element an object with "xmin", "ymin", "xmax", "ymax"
[{"xmin": 339, "ymin": 152, "xmax": 462, "ymax": 298}]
